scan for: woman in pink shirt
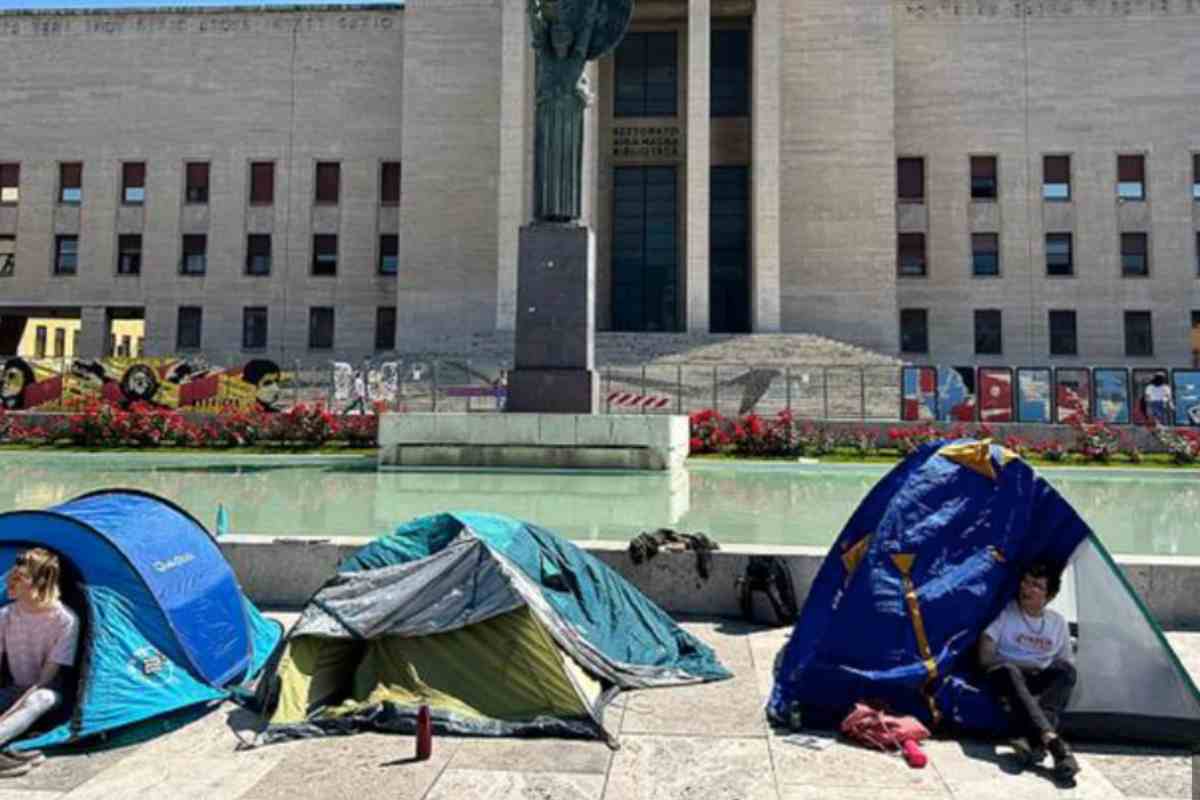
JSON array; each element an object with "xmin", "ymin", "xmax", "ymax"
[{"xmin": 0, "ymin": 548, "xmax": 79, "ymax": 777}]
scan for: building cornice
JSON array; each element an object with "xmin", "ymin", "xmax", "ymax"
[{"xmin": 0, "ymin": 3, "xmax": 403, "ymax": 18}]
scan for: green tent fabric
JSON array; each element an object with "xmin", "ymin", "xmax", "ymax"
[{"xmin": 256, "ymin": 512, "xmax": 730, "ymax": 743}]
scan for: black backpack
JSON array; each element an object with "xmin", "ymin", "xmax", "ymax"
[{"xmin": 737, "ymin": 556, "xmax": 798, "ymax": 627}]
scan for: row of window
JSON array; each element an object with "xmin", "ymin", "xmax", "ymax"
[
  {"xmin": 900, "ymin": 308, "xmax": 1170, "ymax": 357},
  {"xmin": 0, "ymin": 234, "xmax": 399, "ymax": 277},
  {"xmin": 614, "ymin": 29, "xmax": 750, "ymax": 118},
  {"xmin": 0, "ymin": 161, "xmax": 402, "ymax": 208},
  {"xmin": 175, "ymin": 306, "xmax": 397, "ymax": 352},
  {"xmin": 897, "ymin": 154, "xmax": 1200, "ymax": 203},
  {"xmin": 897, "ymin": 230, "xmax": 1191, "ymax": 278}
]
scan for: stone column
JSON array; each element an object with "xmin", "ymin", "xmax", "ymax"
[
  {"xmin": 752, "ymin": 0, "xmax": 782, "ymax": 332},
  {"xmin": 685, "ymin": 0, "xmax": 711, "ymax": 333},
  {"xmin": 77, "ymin": 306, "xmax": 108, "ymax": 358},
  {"xmin": 495, "ymin": 0, "xmax": 528, "ymax": 332}
]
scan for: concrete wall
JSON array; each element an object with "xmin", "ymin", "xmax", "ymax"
[
  {"xmin": 895, "ymin": 0, "xmax": 1200, "ymax": 367},
  {"xmin": 0, "ymin": 6, "xmax": 404, "ymax": 364},
  {"xmin": 218, "ymin": 534, "xmax": 1200, "ymax": 629}
]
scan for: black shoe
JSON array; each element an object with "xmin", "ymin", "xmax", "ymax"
[
  {"xmin": 1048, "ymin": 737, "xmax": 1080, "ymax": 783},
  {"xmin": 1009, "ymin": 737, "xmax": 1046, "ymax": 769}
]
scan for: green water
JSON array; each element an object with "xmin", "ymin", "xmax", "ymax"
[{"xmin": 0, "ymin": 454, "xmax": 1195, "ymax": 556}]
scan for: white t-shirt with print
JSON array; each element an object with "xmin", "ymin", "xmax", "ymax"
[
  {"xmin": 1145, "ymin": 383, "xmax": 1172, "ymax": 404},
  {"xmin": 983, "ymin": 600, "xmax": 1072, "ymax": 670},
  {"xmin": 0, "ymin": 601, "xmax": 80, "ymax": 689}
]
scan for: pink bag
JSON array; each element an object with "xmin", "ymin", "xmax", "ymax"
[{"xmin": 839, "ymin": 703, "xmax": 930, "ymax": 768}]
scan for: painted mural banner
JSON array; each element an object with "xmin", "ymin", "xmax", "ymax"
[
  {"xmin": 1, "ymin": 357, "xmax": 287, "ymax": 412},
  {"xmin": 1016, "ymin": 368, "xmax": 1052, "ymax": 423},
  {"xmin": 977, "ymin": 367, "xmax": 1014, "ymax": 423},
  {"xmin": 1093, "ymin": 368, "xmax": 1131, "ymax": 424},
  {"xmin": 1173, "ymin": 370, "xmax": 1200, "ymax": 426},
  {"xmin": 937, "ymin": 367, "xmax": 976, "ymax": 422},
  {"xmin": 901, "ymin": 366, "xmax": 937, "ymax": 421},
  {"xmin": 1055, "ymin": 368, "xmax": 1092, "ymax": 424}
]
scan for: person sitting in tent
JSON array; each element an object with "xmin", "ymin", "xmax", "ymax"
[
  {"xmin": 0, "ymin": 549, "xmax": 79, "ymax": 776},
  {"xmin": 979, "ymin": 562, "xmax": 1080, "ymax": 782}
]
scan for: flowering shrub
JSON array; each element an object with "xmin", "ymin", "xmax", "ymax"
[
  {"xmin": 1032, "ymin": 439, "xmax": 1069, "ymax": 462},
  {"xmin": 689, "ymin": 409, "xmax": 732, "ymax": 454},
  {"xmin": 1153, "ymin": 426, "xmax": 1200, "ymax": 465},
  {"xmin": 1071, "ymin": 420, "xmax": 1121, "ymax": 463},
  {"xmin": 0, "ymin": 402, "xmax": 376, "ymax": 449},
  {"xmin": 839, "ymin": 427, "xmax": 878, "ymax": 457},
  {"xmin": 794, "ymin": 422, "xmax": 836, "ymax": 456},
  {"xmin": 887, "ymin": 424, "xmax": 942, "ymax": 455}
]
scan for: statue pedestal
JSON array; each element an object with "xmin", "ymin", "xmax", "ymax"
[{"xmin": 507, "ymin": 223, "xmax": 599, "ymax": 414}]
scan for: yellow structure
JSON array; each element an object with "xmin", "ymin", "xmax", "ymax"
[{"xmin": 17, "ymin": 319, "xmax": 143, "ymax": 360}]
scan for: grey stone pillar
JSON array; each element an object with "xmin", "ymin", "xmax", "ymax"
[
  {"xmin": 685, "ymin": 0, "xmax": 710, "ymax": 333},
  {"xmin": 752, "ymin": 0, "xmax": 783, "ymax": 332},
  {"xmin": 495, "ymin": 0, "xmax": 528, "ymax": 332},
  {"xmin": 77, "ymin": 306, "xmax": 108, "ymax": 358}
]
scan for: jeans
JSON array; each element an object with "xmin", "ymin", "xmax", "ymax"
[
  {"xmin": 986, "ymin": 660, "xmax": 1076, "ymax": 741},
  {"xmin": 1147, "ymin": 400, "xmax": 1171, "ymax": 426},
  {"xmin": 0, "ymin": 686, "xmax": 60, "ymax": 748}
]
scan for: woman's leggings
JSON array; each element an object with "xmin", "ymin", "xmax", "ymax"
[{"xmin": 0, "ymin": 687, "xmax": 59, "ymax": 747}]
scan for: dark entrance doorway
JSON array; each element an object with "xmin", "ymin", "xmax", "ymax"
[
  {"xmin": 710, "ymin": 165, "xmax": 750, "ymax": 333},
  {"xmin": 611, "ymin": 166, "xmax": 679, "ymax": 332}
]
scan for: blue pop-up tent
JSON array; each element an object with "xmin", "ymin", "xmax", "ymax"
[
  {"xmin": 768, "ymin": 440, "xmax": 1200, "ymax": 746},
  {"xmin": 0, "ymin": 489, "xmax": 282, "ymax": 750}
]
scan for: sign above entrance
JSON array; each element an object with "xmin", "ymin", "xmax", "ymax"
[{"xmin": 612, "ymin": 126, "xmax": 682, "ymax": 161}]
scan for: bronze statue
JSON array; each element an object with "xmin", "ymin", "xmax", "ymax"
[{"xmin": 528, "ymin": 0, "xmax": 633, "ymax": 223}]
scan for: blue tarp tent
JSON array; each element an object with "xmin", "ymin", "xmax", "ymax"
[
  {"xmin": 0, "ymin": 489, "xmax": 282, "ymax": 750},
  {"xmin": 768, "ymin": 440, "xmax": 1200, "ymax": 746},
  {"xmin": 257, "ymin": 511, "xmax": 730, "ymax": 744}
]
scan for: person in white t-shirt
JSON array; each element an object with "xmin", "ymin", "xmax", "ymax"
[
  {"xmin": 0, "ymin": 549, "xmax": 79, "ymax": 777},
  {"xmin": 1143, "ymin": 374, "xmax": 1173, "ymax": 426},
  {"xmin": 979, "ymin": 562, "xmax": 1080, "ymax": 783}
]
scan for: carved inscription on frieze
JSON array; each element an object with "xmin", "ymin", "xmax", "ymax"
[
  {"xmin": 0, "ymin": 12, "xmax": 399, "ymax": 38},
  {"xmin": 900, "ymin": 0, "xmax": 1200, "ymax": 19}
]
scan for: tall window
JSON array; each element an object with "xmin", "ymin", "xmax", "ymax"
[
  {"xmin": 1124, "ymin": 311, "xmax": 1153, "ymax": 356},
  {"xmin": 34, "ymin": 326, "xmax": 47, "ymax": 358},
  {"xmin": 250, "ymin": 162, "xmax": 274, "ymax": 205},
  {"xmin": 242, "ymin": 306, "xmax": 268, "ymax": 350},
  {"xmin": 1193, "ymin": 154, "xmax": 1200, "ymax": 200},
  {"xmin": 970, "ymin": 156, "xmax": 997, "ymax": 200},
  {"xmin": 1196, "ymin": 231, "xmax": 1200, "ymax": 276},
  {"xmin": 54, "ymin": 236, "xmax": 78, "ymax": 275},
  {"xmin": 379, "ymin": 234, "xmax": 398, "ymax": 275},
  {"xmin": 971, "ymin": 233, "xmax": 999, "ymax": 276},
  {"xmin": 315, "ymin": 162, "xmax": 340, "ymax": 205},
  {"xmin": 614, "ymin": 32, "xmax": 678, "ymax": 117},
  {"xmin": 312, "ymin": 235, "xmax": 338, "ymax": 276},
  {"xmin": 0, "ymin": 236, "xmax": 14, "ymax": 276},
  {"xmin": 375, "ymin": 306, "xmax": 397, "ymax": 351},
  {"xmin": 1046, "ymin": 233, "xmax": 1073, "ymax": 276},
  {"xmin": 53, "ymin": 329, "xmax": 65, "ymax": 358},
  {"xmin": 1121, "ymin": 232, "xmax": 1148, "ymax": 277},
  {"xmin": 1043, "ymin": 155, "xmax": 1070, "ymax": 201},
  {"xmin": 181, "ymin": 234, "xmax": 207, "ymax": 275},
  {"xmin": 308, "ymin": 307, "xmax": 334, "ymax": 350},
  {"xmin": 176, "ymin": 306, "xmax": 202, "ymax": 350},
  {"xmin": 185, "ymin": 162, "xmax": 210, "ymax": 204},
  {"xmin": 974, "ymin": 309, "xmax": 1002, "ymax": 355},
  {"xmin": 897, "ymin": 158, "xmax": 924, "ymax": 202},
  {"xmin": 117, "ymin": 234, "xmax": 142, "ymax": 275},
  {"xmin": 1049, "ymin": 310, "xmax": 1077, "ymax": 356},
  {"xmin": 0, "ymin": 164, "xmax": 18, "ymax": 204},
  {"xmin": 900, "ymin": 309, "xmax": 928, "ymax": 354},
  {"xmin": 898, "ymin": 233, "xmax": 926, "ymax": 276},
  {"xmin": 1117, "ymin": 154, "xmax": 1145, "ymax": 200},
  {"xmin": 59, "ymin": 163, "xmax": 82, "ymax": 204},
  {"xmin": 122, "ymin": 162, "xmax": 145, "ymax": 205},
  {"xmin": 381, "ymin": 162, "xmax": 401, "ymax": 206},
  {"xmin": 711, "ymin": 29, "xmax": 749, "ymax": 117},
  {"xmin": 246, "ymin": 234, "xmax": 271, "ymax": 275}
]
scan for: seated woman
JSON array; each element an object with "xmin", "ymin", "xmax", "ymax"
[
  {"xmin": 979, "ymin": 562, "xmax": 1080, "ymax": 783},
  {"xmin": 0, "ymin": 548, "xmax": 80, "ymax": 777}
]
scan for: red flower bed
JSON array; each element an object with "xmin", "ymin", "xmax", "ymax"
[{"xmin": 0, "ymin": 402, "xmax": 378, "ymax": 449}]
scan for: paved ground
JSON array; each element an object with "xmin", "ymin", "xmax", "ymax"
[{"xmin": 0, "ymin": 615, "xmax": 1194, "ymax": 800}]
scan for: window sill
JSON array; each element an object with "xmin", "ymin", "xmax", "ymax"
[
  {"xmin": 313, "ymin": 202, "xmax": 339, "ymax": 207},
  {"xmin": 115, "ymin": 272, "xmax": 141, "ymax": 278},
  {"xmin": 378, "ymin": 271, "xmax": 398, "ymax": 278},
  {"xmin": 57, "ymin": 201, "xmax": 81, "ymax": 207},
  {"xmin": 244, "ymin": 272, "xmax": 272, "ymax": 278},
  {"xmin": 971, "ymin": 273, "xmax": 1002, "ymax": 279},
  {"xmin": 241, "ymin": 347, "xmax": 268, "ymax": 354},
  {"xmin": 183, "ymin": 201, "xmax": 210, "ymax": 208},
  {"xmin": 1042, "ymin": 197, "xmax": 1072, "ymax": 204},
  {"xmin": 969, "ymin": 197, "xmax": 998, "ymax": 203},
  {"xmin": 248, "ymin": 202, "xmax": 274, "ymax": 208},
  {"xmin": 380, "ymin": 202, "xmax": 401, "ymax": 208},
  {"xmin": 311, "ymin": 273, "xmax": 338, "ymax": 278},
  {"xmin": 897, "ymin": 273, "xmax": 928, "ymax": 279},
  {"xmin": 1121, "ymin": 274, "xmax": 1151, "ymax": 279},
  {"xmin": 121, "ymin": 201, "xmax": 145, "ymax": 207},
  {"xmin": 896, "ymin": 199, "xmax": 925, "ymax": 206}
]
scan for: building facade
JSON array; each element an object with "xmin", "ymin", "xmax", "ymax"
[{"xmin": 1, "ymin": 0, "xmax": 1199, "ymax": 366}]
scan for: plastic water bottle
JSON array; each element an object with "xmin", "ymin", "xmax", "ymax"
[{"xmin": 415, "ymin": 705, "xmax": 432, "ymax": 761}]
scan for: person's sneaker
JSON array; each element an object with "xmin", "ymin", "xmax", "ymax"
[
  {"xmin": 1009, "ymin": 737, "xmax": 1046, "ymax": 768},
  {"xmin": 2, "ymin": 749, "xmax": 44, "ymax": 767},
  {"xmin": 1048, "ymin": 737, "xmax": 1081, "ymax": 783},
  {"xmin": 0, "ymin": 752, "xmax": 31, "ymax": 778}
]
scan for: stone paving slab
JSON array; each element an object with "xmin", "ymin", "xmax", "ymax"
[{"xmin": 0, "ymin": 617, "xmax": 1191, "ymax": 799}]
